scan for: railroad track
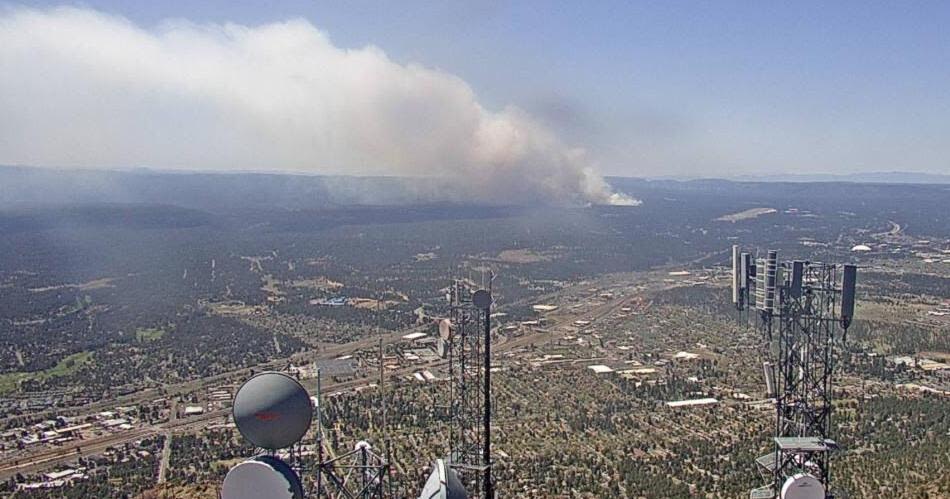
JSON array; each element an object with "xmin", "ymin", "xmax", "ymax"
[{"xmin": 0, "ymin": 276, "xmax": 676, "ymax": 480}]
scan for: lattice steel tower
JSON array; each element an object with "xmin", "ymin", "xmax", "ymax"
[
  {"xmin": 313, "ymin": 369, "xmax": 394, "ymax": 499},
  {"xmin": 444, "ymin": 276, "xmax": 494, "ymax": 499},
  {"xmin": 731, "ymin": 246, "xmax": 857, "ymax": 499}
]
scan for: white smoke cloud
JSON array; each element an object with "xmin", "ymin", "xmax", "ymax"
[{"xmin": 0, "ymin": 6, "xmax": 638, "ymax": 205}]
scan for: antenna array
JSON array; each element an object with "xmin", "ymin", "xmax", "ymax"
[
  {"xmin": 732, "ymin": 246, "xmax": 858, "ymax": 499},
  {"xmin": 220, "ymin": 272, "xmax": 499, "ymax": 499},
  {"xmin": 312, "ymin": 363, "xmax": 394, "ymax": 499},
  {"xmin": 222, "ymin": 369, "xmax": 394, "ymax": 499}
]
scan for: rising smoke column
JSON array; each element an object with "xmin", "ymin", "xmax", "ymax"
[{"xmin": 0, "ymin": 6, "xmax": 638, "ymax": 205}]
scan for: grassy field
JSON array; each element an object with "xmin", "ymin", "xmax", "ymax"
[
  {"xmin": 0, "ymin": 351, "xmax": 93, "ymax": 395},
  {"xmin": 136, "ymin": 327, "xmax": 167, "ymax": 342}
]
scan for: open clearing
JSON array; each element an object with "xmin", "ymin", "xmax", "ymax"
[
  {"xmin": 715, "ymin": 207, "xmax": 777, "ymax": 222},
  {"xmin": 0, "ymin": 351, "xmax": 93, "ymax": 395}
]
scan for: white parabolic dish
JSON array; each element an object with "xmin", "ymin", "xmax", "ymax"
[
  {"xmin": 781, "ymin": 473, "xmax": 824, "ymax": 499},
  {"xmin": 439, "ymin": 319, "xmax": 453, "ymax": 340},
  {"xmin": 221, "ymin": 456, "xmax": 304, "ymax": 499},
  {"xmin": 418, "ymin": 459, "xmax": 468, "ymax": 499}
]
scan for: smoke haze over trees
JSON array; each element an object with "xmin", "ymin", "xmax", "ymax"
[{"xmin": 0, "ymin": 6, "xmax": 636, "ymax": 206}]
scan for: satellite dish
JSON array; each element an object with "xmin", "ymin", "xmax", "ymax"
[
  {"xmin": 233, "ymin": 372, "xmax": 312, "ymax": 450},
  {"xmin": 472, "ymin": 289, "xmax": 492, "ymax": 310},
  {"xmin": 222, "ymin": 456, "xmax": 304, "ymax": 499},
  {"xmin": 439, "ymin": 319, "xmax": 453, "ymax": 340},
  {"xmin": 780, "ymin": 473, "xmax": 824, "ymax": 499},
  {"xmin": 418, "ymin": 459, "xmax": 468, "ymax": 499}
]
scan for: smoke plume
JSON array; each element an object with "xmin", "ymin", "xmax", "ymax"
[{"xmin": 0, "ymin": 6, "xmax": 637, "ymax": 205}]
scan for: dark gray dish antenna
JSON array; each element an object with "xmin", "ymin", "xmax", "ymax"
[
  {"xmin": 471, "ymin": 289, "xmax": 492, "ymax": 310},
  {"xmin": 233, "ymin": 372, "xmax": 312, "ymax": 450}
]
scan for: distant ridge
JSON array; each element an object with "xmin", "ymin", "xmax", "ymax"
[
  {"xmin": 0, "ymin": 164, "xmax": 455, "ymax": 211},
  {"xmin": 729, "ymin": 171, "xmax": 950, "ymax": 184},
  {"xmin": 632, "ymin": 171, "xmax": 950, "ymax": 184},
  {"xmin": 4, "ymin": 165, "xmax": 949, "ymax": 213}
]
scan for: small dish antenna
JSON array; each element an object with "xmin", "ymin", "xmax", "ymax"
[
  {"xmin": 439, "ymin": 319, "xmax": 453, "ymax": 340},
  {"xmin": 233, "ymin": 372, "xmax": 312, "ymax": 450},
  {"xmin": 472, "ymin": 289, "xmax": 492, "ymax": 310},
  {"xmin": 780, "ymin": 473, "xmax": 824, "ymax": 499},
  {"xmin": 222, "ymin": 456, "xmax": 304, "ymax": 499},
  {"xmin": 418, "ymin": 459, "xmax": 468, "ymax": 499}
]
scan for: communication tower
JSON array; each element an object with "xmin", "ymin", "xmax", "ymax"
[
  {"xmin": 444, "ymin": 274, "xmax": 494, "ymax": 499},
  {"xmin": 221, "ymin": 272, "xmax": 501, "ymax": 499},
  {"xmin": 223, "ymin": 371, "xmax": 313, "ymax": 499},
  {"xmin": 222, "ymin": 370, "xmax": 394, "ymax": 499},
  {"xmin": 312, "ymin": 366, "xmax": 394, "ymax": 499},
  {"xmin": 315, "ymin": 440, "xmax": 393, "ymax": 499},
  {"xmin": 731, "ymin": 246, "xmax": 858, "ymax": 499}
]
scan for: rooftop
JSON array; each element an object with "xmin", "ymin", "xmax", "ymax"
[
  {"xmin": 749, "ymin": 486, "xmax": 774, "ymax": 499},
  {"xmin": 666, "ymin": 398, "xmax": 718, "ymax": 408}
]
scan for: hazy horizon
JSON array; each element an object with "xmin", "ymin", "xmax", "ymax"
[
  {"xmin": 2, "ymin": 3, "xmax": 949, "ymax": 204},
  {"xmin": 4, "ymin": 162, "xmax": 949, "ymax": 183}
]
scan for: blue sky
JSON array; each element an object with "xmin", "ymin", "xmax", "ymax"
[{"xmin": 6, "ymin": 1, "xmax": 950, "ymax": 178}]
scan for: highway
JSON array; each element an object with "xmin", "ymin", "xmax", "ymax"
[{"xmin": 0, "ymin": 271, "xmax": 684, "ymax": 481}]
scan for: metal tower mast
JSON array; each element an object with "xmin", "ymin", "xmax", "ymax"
[
  {"xmin": 732, "ymin": 247, "xmax": 857, "ymax": 499},
  {"xmin": 313, "ymin": 369, "xmax": 394, "ymax": 499},
  {"xmin": 315, "ymin": 442, "xmax": 393, "ymax": 499},
  {"xmin": 446, "ymin": 275, "xmax": 494, "ymax": 499}
]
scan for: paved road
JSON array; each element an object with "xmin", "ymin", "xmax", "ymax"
[
  {"xmin": 157, "ymin": 432, "xmax": 172, "ymax": 484},
  {"xmin": 0, "ymin": 271, "xmax": 685, "ymax": 481}
]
